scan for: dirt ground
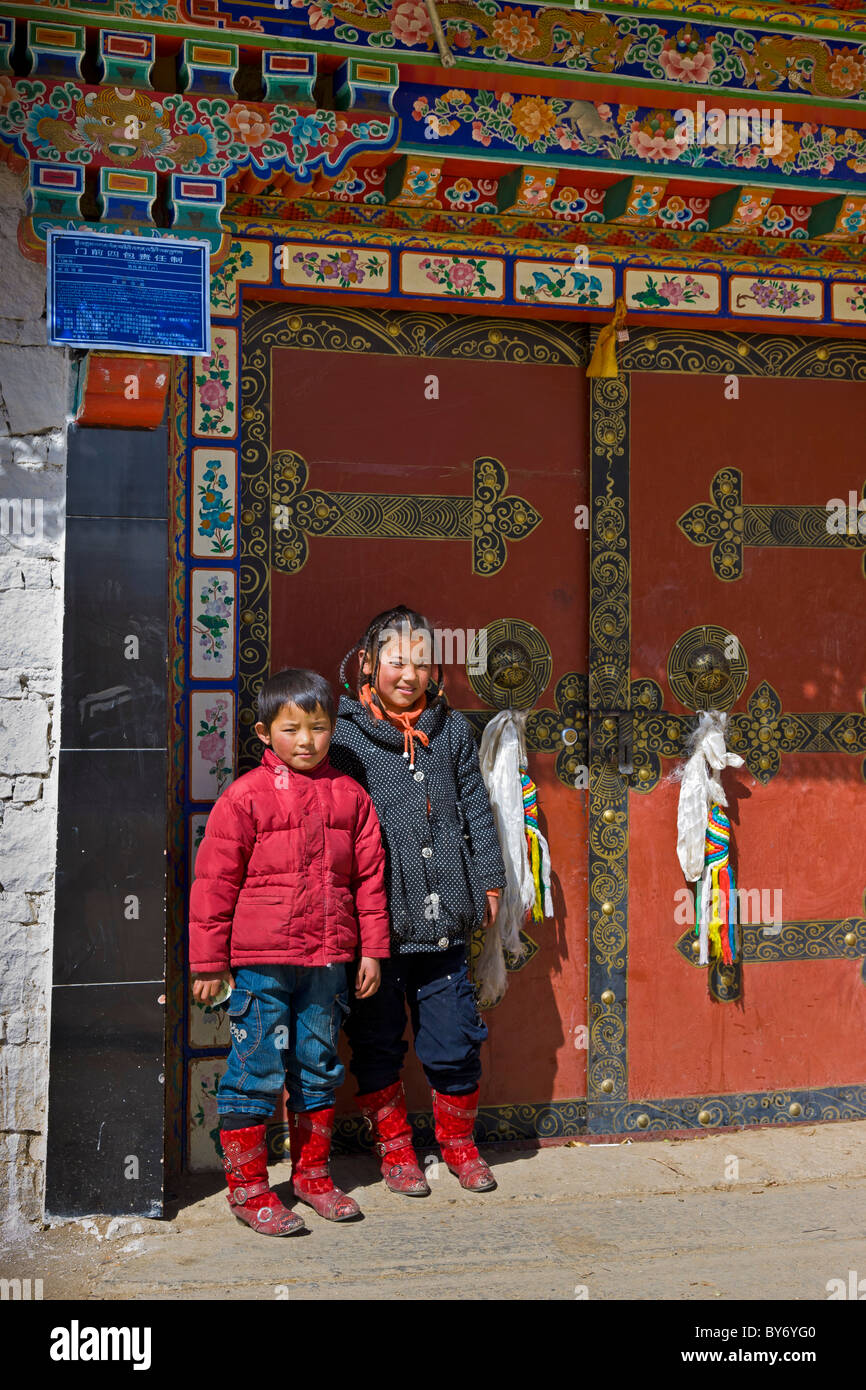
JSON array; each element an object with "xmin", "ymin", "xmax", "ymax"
[{"xmin": 3, "ymin": 1120, "xmax": 866, "ymax": 1301}]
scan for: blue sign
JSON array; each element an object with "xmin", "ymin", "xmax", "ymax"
[{"xmin": 47, "ymin": 231, "xmax": 210, "ymax": 356}]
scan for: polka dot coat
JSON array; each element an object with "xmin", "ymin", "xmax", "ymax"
[{"xmin": 329, "ymin": 695, "xmax": 506, "ymax": 954}]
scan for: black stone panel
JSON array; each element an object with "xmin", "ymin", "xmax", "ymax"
[
  {"xmin": 45, "ymin": 982, "xmax": 164, "ymax": 1218},
  {"xmin": 66, "ymin": 423, "xmax": 168, "ymax": 519},
  {"xmin": 61, "ymin": 517, "xmax": 168, "ymax": 750},
  {"xmin": 54, "ymin": 750, "xmax": 167, "ymax": 987}
]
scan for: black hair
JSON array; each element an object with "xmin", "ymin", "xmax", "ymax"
[
  {"xmin": 256, "ymin": 668, "xmax": 335, "ymax": 730},
  {"xmin": 338, "ymin": 604, "xmax": 445, "ymax": 709}
]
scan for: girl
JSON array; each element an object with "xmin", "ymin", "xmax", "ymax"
[{"xmin": 329, "ymin": 605, "xmax": 506, "ymax": 1195}]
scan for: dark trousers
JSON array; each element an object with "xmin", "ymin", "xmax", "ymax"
[{"xmin": 344, "ymin": 945, "xmax": 487, "ymax": 1096}]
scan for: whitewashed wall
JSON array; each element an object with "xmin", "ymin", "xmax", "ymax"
[{"xmin": 0, "ymin": 165, "xmax": 67, "ymax": 1230}]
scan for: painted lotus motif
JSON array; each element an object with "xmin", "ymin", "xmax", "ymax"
[
  {"xmin": 658, "ymin": 26, "xmax": 715, "ymax": 83},
  {"xmin": 631, "ymin": 273, "xmax": 712, "ymax": 308}
]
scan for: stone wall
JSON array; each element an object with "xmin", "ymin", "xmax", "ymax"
[{"xmin": 0, "ymin": 165, "xmax": 68, "ymax": 1230}]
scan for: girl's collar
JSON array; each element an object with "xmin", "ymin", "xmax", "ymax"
[{"xmin": 359, "ymin": 684, "xmax": 429, "ymax": 768}]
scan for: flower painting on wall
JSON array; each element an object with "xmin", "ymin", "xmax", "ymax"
[
  {"xmin": 191, "ymin": 449, "xmax": 237, "ymax": 560},
  {"xmin": 191, "ymin": 570, "xmax": 236, "ymax": 680},
  {"xmin": 400, "ymin": 251, "xmax": 505, "ymax": 299},
  {"xmin": 190, "ymin": 690, "xmax": 235, "ymax": 801},
  {"xmin": 193, "ymin": 329, "xmax": 238, "ymax": 438}
]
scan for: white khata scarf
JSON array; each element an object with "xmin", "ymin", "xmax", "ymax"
[{"xmin": 477, "ymin": 708, "xmax": 552, "ymax": 1005}]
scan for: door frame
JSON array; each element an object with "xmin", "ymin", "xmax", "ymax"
[{"xmin": 166, "ymin": 305, "xmax": 866, "ymax": 1178}]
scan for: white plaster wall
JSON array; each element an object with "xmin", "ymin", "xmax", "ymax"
[{"xmin": 0, "ymin": 165, "xmax": 68, "ymax": 1230}]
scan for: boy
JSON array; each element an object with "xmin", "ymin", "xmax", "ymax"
[{"xmin": 189, "ymin": 668, "xmax": 390, "ymax": 1235}]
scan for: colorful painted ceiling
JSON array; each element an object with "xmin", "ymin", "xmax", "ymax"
[{"xmin": 3, "ymin": 1, "xmax": 866, "ymax": 330}]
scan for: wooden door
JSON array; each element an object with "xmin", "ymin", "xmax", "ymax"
[
  {"xmin": 586, "ymin": 332, "xmax": 866, "ymax": 1135},
  {"xmin": 239, "ymin": 304, "xmax": 591, "ymax": 1143}
]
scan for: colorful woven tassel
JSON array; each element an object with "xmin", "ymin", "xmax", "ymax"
[
  {"xmin": 520, "ymin": 766, "xmax": 552, "ymax": 923},
  {"xmin": 696, "ymin": 802, "xmax": 738, "ymax": 965}
]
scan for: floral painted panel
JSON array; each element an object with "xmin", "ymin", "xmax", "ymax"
[
  {"xmin": 189, "ymin": 991, "xmax": 231, "ymax": 1049},
  {"xmin": 190, "ymin": 569, "xmax": 236, "ymax": 680},
  {"xmin": 729, "ymin": 276, "xmax": 823, "ymax": 319},
  {"xmin": 17, "ymin": 0, "xmax": 866, "ymax": 101},
  {"xmin": 514, "ymin": 259, "xmax": 614, "ymax": 307},
  {"xmin": 400, "ymin": 88, "xmax": 866, "ymax": 188},
  {"xmin": 187, "ymin": 809, "xmax": 231, "ymax": 1047},
  {"xmin": 193, "ymin": 328, "xmax": 238, "ymax": 438},
  {"xmin": 0, "ymin": 80, "xmax": 398, "ymax": 182},
  {"xmin": 187, "ymin": 812, "xmax": 228, "ymax": 1045},
  {"xmin": 190, "ymin": 689, "xmax": 235, "ymax": 802},
  {"xmin": 187, "ymin": 1058, "xmax": 227, "ymax": 1172},
  {"xmin": 191, "ymin": 449, "xmax": 237, "ymax": 560},
  {"xmin": 279, "ymin": 242, "xmax": 390, "ymax": 292},
  {"xmin": 625, "ymin": 269, "xmax": 720, "ymax": 313},
  {"xmin": 189, "ymin": 812, "xmax": 209, "ymax": 881},
  {"xmin": 831, "ymin": 282, "xmax": 866, "ymax": 322},
  {"xmin": 210, "ymin": 239, "xmax": 272, "ymax": 318},
  {"xmin": 400, "ymin": 251, "xmax": 505, "ymax": 300}
]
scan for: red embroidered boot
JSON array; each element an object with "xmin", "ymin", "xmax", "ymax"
[
  {"xmin": 432, "ymin": 1089, "xmax": 497, "ymax": 1192},
  {"xmin": 289, "ymin": 1108, "xmax": 361, "ymax": 1221},
  {"xmin": 356, "ymin": 1081, "xmax": 430, "ymax": 1197},
  {"xmin": 220, "ymin": 1124, "xmax": 306, "ymax": 1235}
]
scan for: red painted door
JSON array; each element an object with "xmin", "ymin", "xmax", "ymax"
[
  {"xmin": 621, "ymin": 364, "xmax": 866, "ymax": 1127},
  {"xmin": 242, "ymin": 317, "xmax": 590, "ymax": 1134}
]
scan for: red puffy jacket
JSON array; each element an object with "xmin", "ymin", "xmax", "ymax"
[{"xmin": 188, "ymin": 746, "xmax": 390, "ymax": 971}]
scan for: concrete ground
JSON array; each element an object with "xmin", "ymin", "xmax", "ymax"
[{"xmin": 3, "ymin": 1121, "xmax": 866, "ymax": 1301}]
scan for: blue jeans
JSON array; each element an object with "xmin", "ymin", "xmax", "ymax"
[
  {"xmin": 344, "ymin": 945, "xmax": 487, "ymax": 1096},
  {"xmin": 217, "ymin": 963, "xmax": 350, "ymax": 1116}
]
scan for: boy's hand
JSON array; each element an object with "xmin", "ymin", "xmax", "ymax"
[
  {"xmin": 483, "ymin": 892, "xmax": 500, "ymax": 930},
  {"xmin": 192, "ymin": 969, "xmax": 235, "ymax": 1004},
  {"xmin": 355, "ymin": 957, "xmax": 381, "ymax": 1000}
]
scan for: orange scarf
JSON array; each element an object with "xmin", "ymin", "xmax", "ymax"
[{"xmin": 359, "ymin": 684, "xmax": 430, "ymax": 769}]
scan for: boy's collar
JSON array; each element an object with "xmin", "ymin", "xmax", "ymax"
[{"xmin": 261, "ymin": 745, "xmax": 332, "ymax": 778}]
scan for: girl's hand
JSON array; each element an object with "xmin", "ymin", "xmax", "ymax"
[
  {"xmin": 355, "ymin": 957, "xmax": 381, "ymax": 999},
  {"xmin": 192, "ymin": 970, "xmax": 235, "ymax": 1004},
  {"xmin": 483, "ymin": 892, "xmax": 500, "ymax": 930}
]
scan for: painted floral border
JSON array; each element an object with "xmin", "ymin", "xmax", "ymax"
[
  {"xmin": 401, "ymin": 87, "xmax": 866, "ymax": 185},
  {"xmin": 279, "ymin": 243, "xmax": 390, "ymax": 290},
  {"xmin": 625, "ymin": 268, "xmax": 720, "ymax": 311},
  {"xmin": 193, "ymin": 330, "xmax": 238, "ymax": 439},
  {"xmin": 400, "ymin": 250, "xmax": 505, "ymax": 298},
  {"xmin": 729, "ymin": 274, "xmax": 823, "ymax": 316},
  {"xmin": 0, "ymin": 78, "xmax": 398, "ymax": 182},
  {"xmin": 22, "ymin": 0, "xmax": 866, "ymax": 99}
]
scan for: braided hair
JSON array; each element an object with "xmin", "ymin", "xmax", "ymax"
[{"xmin": 338, "ymin": 604, "xmax": 446, "ymax": 710}]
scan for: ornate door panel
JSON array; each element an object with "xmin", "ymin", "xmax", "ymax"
[
  {"xmin": 587, "ymin": 334, "xmax": 866, "ymax": 1134},
  {"xmin": 239, "ymin": 305, "xmax": 591, "ymax": 1140}
]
